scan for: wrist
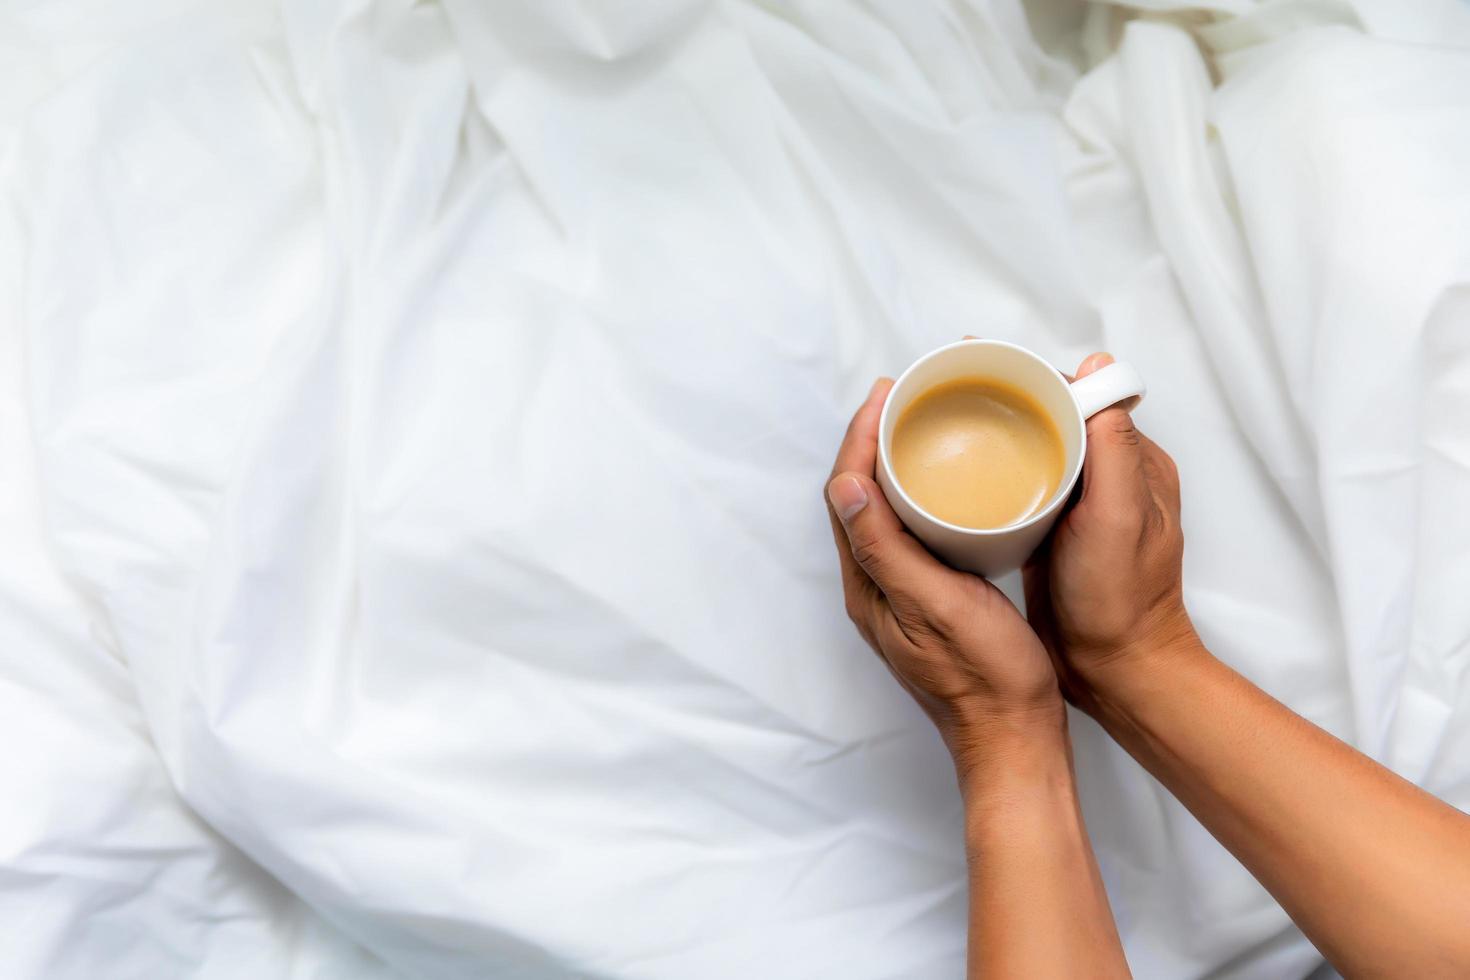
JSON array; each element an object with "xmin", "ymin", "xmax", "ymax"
[
  {"xmin": 948, "ymin": 699, "xmax": 1071, "ymax": 803},
  {"xmin": 1070, "ymin": 605, "xmax": 1200, "ymax": 702},
  {"xmin": 957, "ymin": 720, "xmax": 1079, "ymax": 861},
  {"xmin": 1075, "ymin": 624, "xmax": 1210, "ymax": 727}
]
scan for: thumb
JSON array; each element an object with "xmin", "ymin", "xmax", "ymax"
[
  {"xmin": 1073, "ymin": 353, "xmax": 1147, "ymax": 511},
  {"xmin": 827, "ymin": 472, "xmax": 947, "ymax": 601}
]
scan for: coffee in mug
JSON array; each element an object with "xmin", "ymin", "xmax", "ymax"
[{"xmin": 890, "ymin": 378, "xmax": 1065, "ymax": 531}]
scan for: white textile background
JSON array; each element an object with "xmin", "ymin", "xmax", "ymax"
[{"xmin": 3, "ymin": 1, "xmax": 1469, "ymax": 977}]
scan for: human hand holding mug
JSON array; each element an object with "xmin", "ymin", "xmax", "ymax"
[
  {"xmin": 1021, "ymin": 352, "xmax": 1197, "ymax": 713},
  {"xmin": 824, "ymin": 379, "xmax": 1064, "ymax": 779}
]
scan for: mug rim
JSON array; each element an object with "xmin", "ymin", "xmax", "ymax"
[{"xmin": 876, "ymin": 338, "xmax": 1087, "ymax": 539}]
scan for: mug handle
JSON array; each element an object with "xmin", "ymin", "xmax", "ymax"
[{"xmin": 1069, "ymin": 361, "xmax": 1147, "ymax": 418}]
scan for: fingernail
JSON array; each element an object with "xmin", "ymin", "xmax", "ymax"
[
  {"xmin": 867, "ymin": 377, "xmax": 889, "ymax": 400},
  {"xmin": 1085, "ymin": 352, "xmax": 1115, "ymax": 372},
  {"xmin": 828, "ymin": 476, "xmax": 868, "ymax": 523}
]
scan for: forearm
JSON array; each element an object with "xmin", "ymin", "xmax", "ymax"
[
  {"xmin": 959, "ymin": 717, "xmax": 1129, "ymax": 978},
  {"xmin": 1085, "ymin": 638, "xmax": 1470, "ymax": 975}
]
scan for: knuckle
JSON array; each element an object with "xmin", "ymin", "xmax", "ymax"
[
  {"xmin": 1111, "ymin": 421, "xmax": 1142, "ymax": 448},
  {"xmin": 849, "ymin": 532, "xmax": 886, "ymax": 573},
  {"xmin": 892, "ymin": 581, "xmax": 975, "ymax": 646},
  {"xmin": 1086, "ymin": 411, "xmax": 1141, "ymax": 452},
  {"xmin": 926, "ymin": 588, "xmax": 968, "ymax": 637},
  {"xmin": 1103, "ymin": 500, "xmax": 1145, "ymax": 536},
  {"xmin": 893, "ymin": 601, "xmax": 942, "ymax": 644},
  {"xmin": 1092, "ymin": 409, "xmax": 1140, "ymax": 444}
]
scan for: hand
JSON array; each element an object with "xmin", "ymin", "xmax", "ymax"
[
  {"xmin": 826, "ymin": 379, "xmax": 1064, "ymax": 779},
  {"xmin": 1023, "ymin": 353, "xmax": 1197, "ymax": 712}
]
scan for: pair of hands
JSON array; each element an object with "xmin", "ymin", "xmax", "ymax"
[{"xmin": 825, "ymin": 353, "xmax": 1194, "ymax": 775}]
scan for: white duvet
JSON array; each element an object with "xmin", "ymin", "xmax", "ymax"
[{"xmin": 3, "ymin": 1, "xmax": 1469, "ymax": 977}]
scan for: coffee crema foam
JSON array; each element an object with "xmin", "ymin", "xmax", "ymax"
[{"xmin": 891, "ymin": 377, "xmax": 1065, "ymax": 530}]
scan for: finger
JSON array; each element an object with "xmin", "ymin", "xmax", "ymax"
[
  {"xmin": 827, "ymin": 471, "xmax": 954, "ymax": 608},
  {"xmin": 829, "ymin": 497, "xmax": 885, "ymax": 647},
  {"xmin": 1075, "ymin": 351, "xmax": 1113, "ymax": 380},
  {"xmin": 827, "ymin": 376, "xmax": 893, "ymax": 575},
  {"xmin": 1079, "ymin": 405, "xmax": 1149, "ymax": 516},
  {"xmin": 1068, "ymin": 352, "xmax": 1148, "ymax": 509},
  {"xmin": 1057, "ymin": 352, "xmax": 1102, "ymax": 387},
  {"xmin": 826, "ymin": 378, "xmax": 896, "ymax": 637},
  {"xmin": 830, "ymin": 377, "xmax": 894, "ymax": 481},
  {"xmin": 1073, "ymin": 350, "xmax": 1142, "ymax": 412}
]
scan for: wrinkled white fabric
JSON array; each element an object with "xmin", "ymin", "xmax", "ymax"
[{"xmin": 3, "ymin": 1, "xmax": 1469, "ymax": 977}]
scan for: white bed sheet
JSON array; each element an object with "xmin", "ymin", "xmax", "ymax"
[{"xmin": 3, "ymin": 1, "xmax": 1469, "ymax": 977}]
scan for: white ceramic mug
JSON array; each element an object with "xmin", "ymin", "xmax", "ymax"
[{"xmin": 875, "ymin": 340, "xmax": 1146, "ymax": 577}]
